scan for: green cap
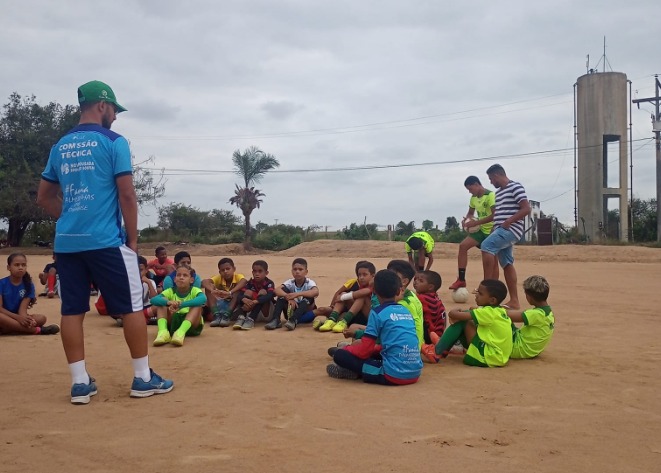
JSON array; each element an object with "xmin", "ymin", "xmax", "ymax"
[{"xmin": 77, "ymin": 80, "xmax": 127, "ymax": 113}]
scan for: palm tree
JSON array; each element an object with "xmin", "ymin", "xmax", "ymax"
[{"xmin": 229, "ymin": 146, "xmax": 280, "ymax": 248}]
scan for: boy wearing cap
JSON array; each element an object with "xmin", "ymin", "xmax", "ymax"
[{"xmin": 37, "ymin": 80, "xmax": 174, "ymax": 404}]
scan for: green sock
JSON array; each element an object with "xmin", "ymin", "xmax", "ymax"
[
  {"xmin": 176, "ymin": 320, "xmax": 192, "ymax": 336},
  {"xmin": 342, "ymin": 311, "xmax": 355, "ymax": 324},
  {"xmin": 329, "ymin": 311, "xmax": 339, "ymax": 322},
  {"xmin": 435, "ymin": 321, "xmax": 467, "ymax": 356},
  {"xmin": 157, "ymin": 318, "xmax": 168, "ymax": 332}
]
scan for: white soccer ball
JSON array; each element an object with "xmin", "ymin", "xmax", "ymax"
[
  {"xmin": 452, "ymin": 287, "xmax": 470, "ymax": 303},
  {"xmin": 462, "ymin": 217, "xmax": 480, "ymax": 233}
]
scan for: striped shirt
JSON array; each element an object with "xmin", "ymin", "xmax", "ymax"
[{"xmin": 493, "ymin": 180, "xmax": 528, "ymax": 239}]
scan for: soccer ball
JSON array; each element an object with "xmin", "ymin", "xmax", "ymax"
[
  {"xmin": 462, "ymin": 217, "xmax": 480, "ymax": 233},
  {"xmin": 452, "ymin": 287, "xmax": 470, "ymax": 303}
]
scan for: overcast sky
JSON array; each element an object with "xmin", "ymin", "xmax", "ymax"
[{"xmin": 2, "ymin": 1, "xmax": 659, "ymax": 232}]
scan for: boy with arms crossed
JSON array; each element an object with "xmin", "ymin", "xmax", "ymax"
[
  {"xmin": 204, "ymin": 257, "xmax": 247, "ymax": 327},
  {"xmin": 266, "ymin": 258, "xmax": 319, "ymax": 331}
]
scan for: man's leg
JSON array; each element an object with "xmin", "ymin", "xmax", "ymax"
[{"xmin": 502, "ymin": 264, "xmax": 520, "ymax": 309}]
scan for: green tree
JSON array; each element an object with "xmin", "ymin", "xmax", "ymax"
[
  {"xmin": 630, "ymin": 197, "xmax": 657, "ymax": 242},
  {"xmin": 444, "ymin": 216, "xmax": 460, "ymax": 232},
  {"xmin": 395, "ymin": 220, "xmax": 415, "ymax": 236},
  {"xmin": 422, "ymin": 219, "xmax": 434, "ymax": 231},
  {"xmin": 157, "ymin": 203, "xmax": 206, "ymax": 237},
  {"xmin": 229, "ymin": 146, "xmax": 280, "ymax": 248},
  {"xmin": 0, "ymin": 93, "xmax": 79, "ymax": 246},
  {"xmin": 133, "ymin": 155, "xmax": 166, "ymax": 207}
]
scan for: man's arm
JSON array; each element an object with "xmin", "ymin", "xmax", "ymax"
[
  {"xmin": 501, "ymin": 199, "xmax": 531, "ymax": 229},
  {"xmin": 116, "ymin": 174, "xmax": 138, "ymax": 252},
  {"xmin": 36, "ymin": 180, "xmax": 62, "ymax": 218}
]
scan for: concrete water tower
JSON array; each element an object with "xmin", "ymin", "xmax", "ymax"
[{"xmin": 575, "ymin": 71, "xmax": 629, "ymax": 242}]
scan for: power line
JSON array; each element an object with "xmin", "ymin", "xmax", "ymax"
[{"xmin": 140, "ymin": 138, "xmax": 654, "ymax": 176}]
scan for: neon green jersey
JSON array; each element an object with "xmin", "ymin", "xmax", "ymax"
[
  {"xmin": 470, "ymin": 306, "xmax": 513, "ymax": 367},
  {"xmin": 405, "ymin": 231, "xmax": 435, "ymax": 254},
  {"xmin": 159, "ymin": 287, "xmax": 204, "ymax": 316},
  {"xmin": 511, "ymin": 306, "xmax": 555, "ymax": 359},
  {"xmin": 399, "ymin": 289, "xmax": 424, "ymax": 347},
  {"xmin": 469, "ymin": 189, "xmax": 496, "ymax": 234}
]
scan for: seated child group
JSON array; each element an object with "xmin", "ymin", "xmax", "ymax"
[{"xmin": 4, "ymin": 244, "xmax": 555, "ymax": 386}]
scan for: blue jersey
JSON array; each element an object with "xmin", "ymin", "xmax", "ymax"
[
  {"xmin": 41, "ymin": 124, "xmax": 133, "ymax": 252},
  {"xmin": 0, "ymin": 277, "xmax": 35, "ymax": 313},
  {"xmin": 364, "ymin": 301, "xmax": 423, "ymax": 380}
]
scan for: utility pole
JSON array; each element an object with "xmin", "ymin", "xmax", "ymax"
[{"xmin": 632, "ymin": 75, "xmax": 661, "ymax": 242}]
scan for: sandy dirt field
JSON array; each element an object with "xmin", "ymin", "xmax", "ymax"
[{"xmin": 1, "ymin": 241, "xmax": 660, "ymax": 473}]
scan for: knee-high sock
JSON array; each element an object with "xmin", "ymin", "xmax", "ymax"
[{"xmin": 435, "ymin": 320, "xmax": 467, "ymax": 357}]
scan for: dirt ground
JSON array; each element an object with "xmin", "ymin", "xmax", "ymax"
[{"xmin": 1, "ymin": 241, "xmax": 660, "ymax": 473}]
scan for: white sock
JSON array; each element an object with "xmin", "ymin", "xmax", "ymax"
[
  {"xmin": 69, "ymin": 360, "xmax": 90, "ymax": 385},
  {"xmin": 132, "ymin": 356, "xmax": 151, "ymax": 382}
]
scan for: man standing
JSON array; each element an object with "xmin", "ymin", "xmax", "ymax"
[
  {"xmin": 448, "ymin": 176, "xmax": 497, "ymax": 291},
  {"xmin": 37, "ymin": 80, "xmax": 173, "ymax": 404},
  {"xmin": 479, "ymin": 164, "xmax": 530, "ymax": 310}
]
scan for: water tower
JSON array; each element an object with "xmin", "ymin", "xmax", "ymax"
[{"xmin": 575, "ymin": 71, "xmax": 629, "ymax": 242}]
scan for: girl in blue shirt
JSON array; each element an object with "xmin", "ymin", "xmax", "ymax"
[{"xmin": 0, "ymin": 253, "xmax": 59, "ymax": 335}]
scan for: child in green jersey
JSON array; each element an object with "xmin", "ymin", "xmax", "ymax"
[
  {"xmin": 506, "ymin": 275, "xmax": 554, "ymax": 358},
  {"xmin": 151, "ymin": 264, "xmax": 206, "ymax": 347},
  {"xmin": 433, "ymin": 279, "xmax": 512, "ymax": 367}
]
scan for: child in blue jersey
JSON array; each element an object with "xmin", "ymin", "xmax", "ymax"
[
  {"xmin": 151, "ymin": 264, "xmax": 206, "ymax": 347},
  {"xmin": 266, "ymin": 258, "xmax": 319, "ymax": 331},
  {"xmin": 327, "ymin": 270, "xmax": 423, "ymax": 385},
  {"xmin": 0, "ymin": 253, "xmax": 59, "ymax": 335},
  {"xmin": 433, "ymin": 279, "xmax": 513, "ymax": 367},
  {"xmin": 162, "ymin": 251, "xmax": 202, "ymax": 290}
]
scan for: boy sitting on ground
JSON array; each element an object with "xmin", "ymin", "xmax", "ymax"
[
  {"xmin": 233, "ymin": 260, "xmax": 275, "ymax": 331},
  {"xmin": 327, "ymin": 270, "xmax": 423, "ymax": 385},
  {"xmin": 266, "ymin": 258, "xmax": 319, "ymax": 331},
  {"xmin": 317, "ymin": 260, "xmax": 376, "ymax": 333},
  {"xmin": 38, "ymin": 253, "xmax": 58, "ymax": 298},
  {"xmin": 507, "ymin": 275, "xmax": 555, "ymax": 359},
  {"xmin": 162, "ymin": 251, "xmax": 202, "ymax": 290},
  {"xmin": 204, "ymin": 257, "xmax": 247, "ymax": 328},
  {"xmin": 432, "ymin": 279, "xmax": 512, "ymax": 367}
]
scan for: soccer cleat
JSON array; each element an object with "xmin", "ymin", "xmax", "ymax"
[
  {"xmin": 326, "ymin": 363, "xmax": 360, "ymax": 380},
  {"xmin": 337, "ymin": 340, "xmax": 351, "ymax": 348},
  {"xmin": 233, "ymin": 315, "xmax": 246, "ymax": 330},
  {"xmin": 210, "ymin": 313, "xmax": 224, "ymax": 327},
  {"xmin": 448, "ymin": 279, "xmax": 467, "ymax": 290},
  {"xmin": 240, "ymin": 317, "xmax": 255, "ymax": 330},
  {"xmin": 327, "ymin": 346, "xmax": 339, "ymax": 358},
  {"xmin": 312, "ymin": 318, "xmax": 324, "ymax": 330},
  {"xmin": 421, "ymin": 344, "xmax": 440, "ymax": 363},
  {"xmin": 47, "ymin": 290, "xmax": 55, "ymax": 299},
  {"xmin": 332, "ymin": 319, "xmax": 348, "ymax": 333},
  {"xmin": 318, "ymin": 319, "xmax": 337, "ymax": 332},
  {"xmin": 449, "ymin": 341, "xmax": 466, "ymax": 356},
  {"xmin": 265, "ymin": 317, "xmax": 282, "ymax": 330},
  {"xmin": 40, "ymin": 324, "xmax": 60, "ymax": 335},
  {"xmin": 153, "ymin": 330, "xmax": 171, "ymax": 346},
  {"xmin": 284, "ymin": 318, "xmax": 297, "ymax": 331},
  {"xmin": 130, "ymin": 369, "xmax": 174, "ymax": 398},
  {"xmin": 170, "ymin": 331, "xmax": 185, "ymax": 347},
  {"xmin": 71, "ymin": 376, "xmax": 98, "ymax": 405}
]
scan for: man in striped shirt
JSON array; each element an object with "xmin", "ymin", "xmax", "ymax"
[{"xmin": 480, "ymin": 164, "xmax": 531, "ymax": 310}]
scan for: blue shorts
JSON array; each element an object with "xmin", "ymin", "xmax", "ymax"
[
  {"xmin": 56, "ymin": 246, "xmax": 143, "ymax": 316},
  {"xmin": 480, "ymin": 227, "xmax": 518, "ymax": 268}
]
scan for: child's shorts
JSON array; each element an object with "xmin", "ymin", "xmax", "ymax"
[
  {"xmin": 171, "ymin": 311, "xmax": 204, "ymax": 336},
  {"xmin": 463, "ymin": 334, "xmax": 489, "ymax": 367}
]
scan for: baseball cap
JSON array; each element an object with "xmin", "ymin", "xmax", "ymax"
[{"xmin": 77, "ymin": 80, "xmax": 127, "ymax": 113}]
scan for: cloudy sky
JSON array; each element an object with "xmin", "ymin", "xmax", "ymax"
[{"xmin": 2, "ymin": 1, "xmax": 659, "ymax": 232}]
